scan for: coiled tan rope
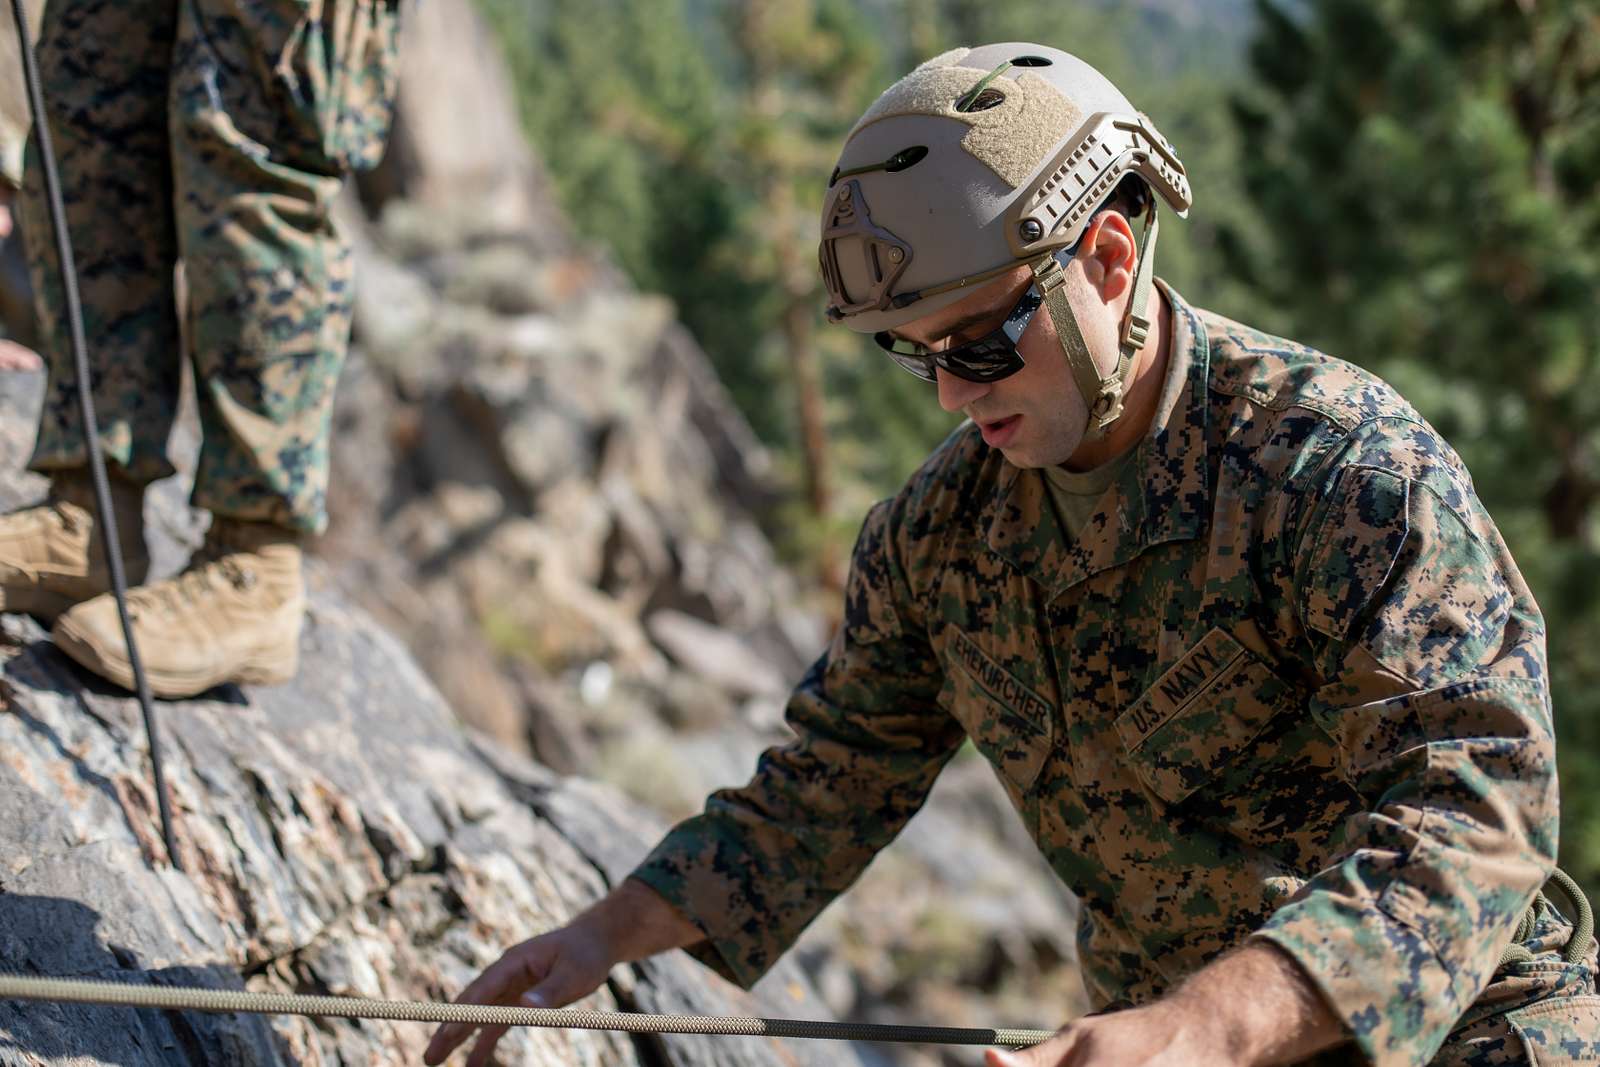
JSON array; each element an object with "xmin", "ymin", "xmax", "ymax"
[
  {"xmin": 1496, "ymin": 866, "xmax": 1596, "ymax": 970},
  {"xmin": 0, "ymin": 972, "xmax": 1054, "ymax": 1049}
]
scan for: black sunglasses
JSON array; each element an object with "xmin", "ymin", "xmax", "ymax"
[{"xmin": 872, "ymin": 248, "xmax": 1072, "ymax": 384}]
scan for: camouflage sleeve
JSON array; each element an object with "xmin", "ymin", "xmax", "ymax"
[
  {"xmin": 1251, "ymin": 423, "xmax": 1558, "ymax": 1067},
  {"xmin": 627, "ymin": 498, "xmax": 965, "ymax": 988}
]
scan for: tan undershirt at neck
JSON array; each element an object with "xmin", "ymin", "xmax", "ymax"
[
  {"xmin": 1043, "ymin": 280, "xmax": 1188, "ymax": 543},
  {"xmin": 1043, "ymin": 447, "xmax": 1138, "ymax": 542}
]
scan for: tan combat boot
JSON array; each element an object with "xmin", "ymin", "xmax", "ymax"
[
  {"xmin": 52, "ymin": 517, "xmax": 304, "ymax": 697},
  {"xmin": 0, "ymin": 471, "xmax": 148, "ymax": 622}
]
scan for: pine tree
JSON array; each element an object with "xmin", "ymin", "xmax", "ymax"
[{"xmin": 1230, "ymin": 0, "xmax": 1600, "ymax": 897}]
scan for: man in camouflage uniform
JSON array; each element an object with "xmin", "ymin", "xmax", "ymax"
[
  {"xmin": 0, "ymin": 0, "xmax": 399, "ymax": 695},
  {"xmin": 425, "ymin": 43, "xmax": 1600, "ymax": 1067}
]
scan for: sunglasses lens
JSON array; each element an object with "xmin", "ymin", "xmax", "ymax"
[
  {"xmin": 875, "ymin": 332, "xmax": 938, "ymax": 382},
  {"xmin": 873, "ymin": 325, "xmax": 1026, "ymax": 384},
  {"xmin": 886, "ymin": 350, "xmax": 938, "ymax": 382},
  {"xmin": 938, "ymin": 336, "xmax": 1023, "ymax": 382}
]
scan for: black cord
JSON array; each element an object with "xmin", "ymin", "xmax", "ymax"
[{"xmin": 11, "ymin": 0, "xmax": 180, "ymax": 870}]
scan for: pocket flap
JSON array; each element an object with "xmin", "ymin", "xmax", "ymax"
[{"xmin": 1117, "ymin": 628, "xmax": 1296, "ymax": 804}]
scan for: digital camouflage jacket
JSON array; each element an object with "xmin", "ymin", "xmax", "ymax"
[{"xmin": 631, "ymin": 285, "xmax": 1594, "ymax": 1065}]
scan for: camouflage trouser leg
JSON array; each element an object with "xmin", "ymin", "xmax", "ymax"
[
  {"xmin": 21, "ymin": 0, "xmax": 398, "ymax": 532},
  {"xmin": 170, "ymin": 0, "xmax": 399, "ymax": 533},
  {"xmin": 20, "ymin": 0, "xmax": 185, "ymax": 486}
]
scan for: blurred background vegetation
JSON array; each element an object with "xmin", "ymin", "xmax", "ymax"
[{"xmin": 474, "ymin": 0, "xmax": 1600, "ymax": 903}]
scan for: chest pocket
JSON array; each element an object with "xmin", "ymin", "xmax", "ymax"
[
  {"xmin": 1116, "ymin": 627, "xmax": 1297, "ymax": 806},
  {"xmin": 938, "ymin": 628, "xmax": 1056, "ymax": 794}
]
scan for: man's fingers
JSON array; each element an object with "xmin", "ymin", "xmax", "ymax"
[
  {"xmin": 425, "ymin": 1015, "xmax": 485, "ymax": 1065},
  {"xmin": 523, "ymin": 964, "xmax": 596, "ymax": 1014},
  {"xmin": 464, "ymin": 1023, "xmax": 510, "ymax": 1067},
  {"xmin": 423, "ymin": 1022, "xmax": 463, "ymax": 1065},
  {"xmin": 470, "ymin": 943, "xmax": 553, "ymax": 1004},
  {"xmin": 986, "ymin": 1051, "xmax": 1026, "ymax": 1067},
  {"xmin": 423, "ymin": 942, "xmax": 554, "ymax": 1064}
]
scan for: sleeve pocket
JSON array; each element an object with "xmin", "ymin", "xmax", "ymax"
[{"xmin": 1298, "ymin": 465, "xmax": 1409, "ymax": 641}]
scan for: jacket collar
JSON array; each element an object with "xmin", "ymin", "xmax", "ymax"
[{"xmin": 984, "ymin": 280, "xmax": 1211, "ymax": 600}]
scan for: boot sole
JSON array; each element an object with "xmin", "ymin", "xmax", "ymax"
[{"xmin": 52, "ymin": 615, "xmax": 299, "ymax": 699}]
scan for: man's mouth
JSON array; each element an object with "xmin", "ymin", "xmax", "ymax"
[{"xmin": 978, "ymin": 414, "xmax": 1022, "ymax": 448}]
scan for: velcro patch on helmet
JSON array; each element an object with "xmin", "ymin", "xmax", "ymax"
[
  {"xmin": 846, "ymin": 66, "xmax": 1080, "ymax": 189},
  {"xmin": 913, "ymin": 46, "xmax": 971, "ymax": 72}
]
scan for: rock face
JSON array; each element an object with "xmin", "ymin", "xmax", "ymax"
[
  {"xmin": 0, "ymin": 373, "xmax": 857, "ymax": 1067},
  {"xmin": 318, "ymin": 2, "xmax": 823, "ymax": 840}
]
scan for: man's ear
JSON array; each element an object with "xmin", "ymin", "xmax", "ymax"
[{"xmin": 1079, "ymin": 210, "xmax": 1138, "ymax": 306}]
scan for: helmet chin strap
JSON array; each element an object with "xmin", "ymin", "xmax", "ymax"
[{"xmin": 1028, "ymin": 204, "xmax": 1160, "ymax": 444}]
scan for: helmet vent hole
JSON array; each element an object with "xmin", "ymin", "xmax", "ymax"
[
  {"xmin": 1010, "ymin": 55, "xmax": 1052, "ymax": 67},
  {"xmin": 960, "ymin": 87, "xmax": 1006, "ymax": 112},
  {"xmin": 885, "ymin": 146, "xmax": 928, "ymax": 172},
  {"xmin": 829, "ymin": 145, "xmax": 929, "ymax": 186}
]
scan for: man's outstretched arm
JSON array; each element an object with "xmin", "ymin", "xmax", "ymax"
[
  {"xmin": 624, "ymin": 496, "xmax": 966, "ymax": 988},
  {"xmin": 425, "ymin": 497, "xmax": 964, "ymax": 1063}
]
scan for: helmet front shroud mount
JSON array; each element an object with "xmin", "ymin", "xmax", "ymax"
[{"xmin": 820, "ymin": 44, "xmax": 1193, "ymax": 440}]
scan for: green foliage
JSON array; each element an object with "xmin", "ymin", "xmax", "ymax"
[
  {"xmin": 476, "ymin": 0, "xmax": 779, "ymax": 427},
  {"xmin": 474, "ymin": 0, "xmax": 1265, "ymax": 549},
  {"xmin": 1231, "ymin": 0, "xmax": 1600, "ymax": 901}
]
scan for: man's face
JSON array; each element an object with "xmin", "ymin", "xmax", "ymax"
[{"xmin": 890, "ymin": 253, "xmax": 1119, "ymax": 469}]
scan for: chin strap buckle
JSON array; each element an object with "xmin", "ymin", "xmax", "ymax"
[
  {"xmin": 1031, "ymin": 250, "xmax": 1069, "ymax": 296},
  {"xmin": 1090, "ymin": 389, "xmax": 1124, "ymax": 429},
  {"xmin": 1121, "ymin": 311, "xmax": 1150, "ymax": 352}
]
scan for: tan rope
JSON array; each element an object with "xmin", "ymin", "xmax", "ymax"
[
  {"xmin": 0, "ymin": 972, "xmax": 1054, "ymax": 1049},
  {"xmin": 1496, "ymin": 866, "xmax": 1596, "ymax": 970}
]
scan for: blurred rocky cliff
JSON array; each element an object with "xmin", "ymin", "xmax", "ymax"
[
  {"xmin": 0, "ymin": 5, "xmax": 1085, "ymax": 1066},
  {"xmin": 0, "ymin": 372, "xmax": 859, "ymax": 1067}
]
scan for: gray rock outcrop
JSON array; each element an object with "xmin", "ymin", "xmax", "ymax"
[{"xmin": 0, "ymin": 372, "xmax": 858, "ymax": 1067}]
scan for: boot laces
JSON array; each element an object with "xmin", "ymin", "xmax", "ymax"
[
  {"xmin": 50, "ymin": 500, "xmax": 81, "ymax": 534},
  {"xmin": 32, "ymin": 495, "xmax": 90, "ymax": 536},
  {"xmin": 126, "ymin": 548, "xmax": 257, "ymax": 617}
]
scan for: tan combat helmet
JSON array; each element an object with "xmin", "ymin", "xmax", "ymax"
[{"xmin": 819, "ymin": 43, "xmax": 1192, "ymax": 436}]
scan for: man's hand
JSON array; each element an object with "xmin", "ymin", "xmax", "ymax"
[
  {"xmin": 986, "ymin": 942, "xmax": 1346, "ymax": 1067},
  {"xmin": 422, "ymin": 921, "xmax": 615, "ymax": 1067},
  {"xmin": 985, "ymin": 1005, "xmax": 1237, "ymax": 1067},
  {"xmin": 422, "ymin": 877, "xmax": 702, "ymax": 1067}
]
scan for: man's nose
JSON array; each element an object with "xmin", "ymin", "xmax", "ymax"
[{"xmin": 936, "ymin": 367, "xmax": 990, "ymax": 413}]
